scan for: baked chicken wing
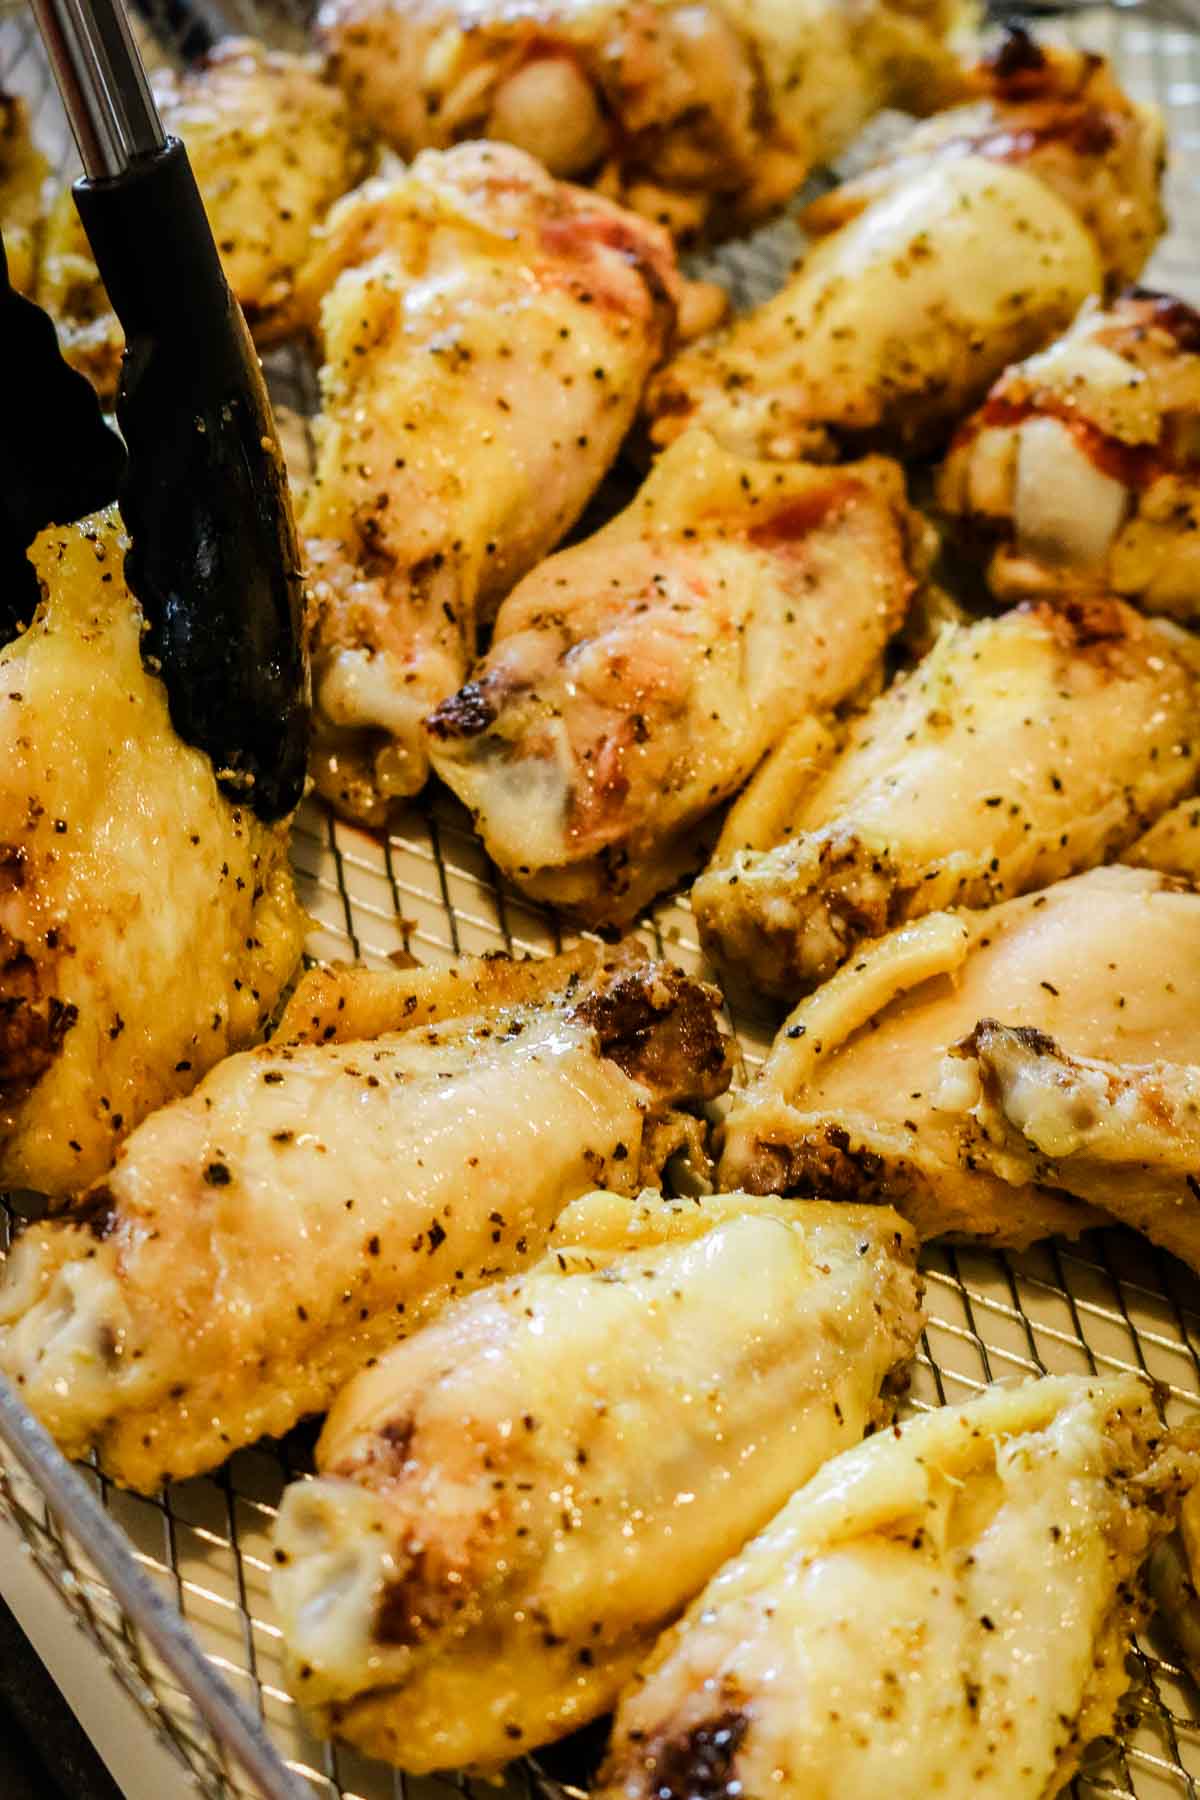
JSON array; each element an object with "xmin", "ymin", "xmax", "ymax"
[
  {"xmin": 0, "ymin": 510, "xmax": 304, "ymax": 1199},
  {"xmin": 695, "ymin": 597, "xmax": 1200, "ymax": 1000},
  {"xmin": 0, "ymin": 93, "xmax": 48, "ymax": 298},
  {"xmin": 938, "ymin": 291, "xmax": 1200, "ymax": 619},
  {"xmin": 719, "ymin": 864, "xmax": 1200, "ymax": 1247},
  {"xmin": 296, "ymin": 144, "xmax": 685, "ymax": 824},
  {"xmin": 426, "ymin": 429, "xmax": 924, "ymax": 926},
  {"xmin": 803, "ymin": 32, "xmax": 1165, "ymax": 290},
  {"xmin": 315, "ymin": 0, "xmax": 965, "ymax": 243},
  {"xmin": 40, "ymin": 38, "xmax": 368, "ymax": 395},
  {"xmin": 272, "ymin": 1190, "xmax": 922, "ymax": 1771},
  {"xmin": 599, "ymin": 1375, "xmax": 1199, "ymax": 1800},
  {"xmin": 648, "ymin": 157, "xmax": 1102, "ymax": 460},
  {"xmin": 951, "ymin": 1021, "xmax": 1200, "ymax": 1274},
  {"xmin": 0, "ymin": 944, "xmax": 729, "ymax": 1490}
]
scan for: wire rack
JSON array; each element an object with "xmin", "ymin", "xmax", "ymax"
[{"xmin": 2, "ymin": 1, "xmax": 1200, "ymax": 1795}]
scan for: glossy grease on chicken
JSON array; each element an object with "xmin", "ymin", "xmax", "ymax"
[
  {"xmin": 695, "ymin": 598, "xmax": 1200, "ymax": 999},
  {"xmin": 938, "ymin": 292, "xmax": 1200, "ymax": 618},
  {"xmin": 719, "ymin": 865, "xmax": 1200, "ymax": 1246},
  {"xmin": 0, "ymin": 944, "xmax": 730, "ymax": 1489},
  {"xmin": 272, "ymin": 1189, "xmax": 922, "ymax": 1770},
  {"xmin": 427, "ymin": 429, "xmax": 924, "ymax": 925},
  {"xmin": 0, "ymin": 510, "xmax": 304, "ymax": 1198},
  {"xmin": 316, "ymin": 0, "xmax": 966, "ymax": 242},
  {"xmin": 40, "ymin": 38, "xmax": 368, "ymax": 394},
  {"xmin": 648, "ymin": 158, "xmax": 1102, "ymax": 459},
  {"xmin": 599, "ymin": 1376, "xmax": 1198, "ymax": 1800},
  {"xmin": 297, "ymin": 144, "xmax": 684, "ymax": 823}
]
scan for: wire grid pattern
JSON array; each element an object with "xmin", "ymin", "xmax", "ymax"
[{"xmin": 0, "ymin": 1, "xmax": 1198, "ymax": 1795}]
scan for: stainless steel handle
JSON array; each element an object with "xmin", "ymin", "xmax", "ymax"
[{"xmin": 28, "ymin": 0, "xmax": 166, "ymax": 179}]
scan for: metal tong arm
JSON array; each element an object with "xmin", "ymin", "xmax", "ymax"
[{"xmin": 28, "ymin": 0, "xmax": 165, "ymax": 179}]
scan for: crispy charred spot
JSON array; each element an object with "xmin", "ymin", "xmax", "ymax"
[
  {"xmin": 734, "ymin": 1125, "xmax": 892, "ymax": 1201},
  {"xmin": 573, "ymin": 965, "xmax": 731, "ymax": 1105},
  {"xmin": 373, "ymin": 1548, "xmax": 437, "ymax": 1647},
  {"xmin": 643, "ymin": 1711, "xmax": 750, "ymax": 1800},
  {"xmin": 0, "ymin": 844, "xmax": 27, "ymax": 893},
  {"xmin": 984, "ymin": 24, "xmax": 1047, "ymax": 85},
  {"xmin": 1126, "ymin": 287, "xmax": 1200, "ymax": 351},
  {"xmin": 73, "ymin": 1182, "xmax": 119, "ymax": 1240},
  {"xmin": 956, "ymin": 1018, "xmax": 1059, "ymax": 1062},
  {"xmin": 0, "ymin": 926, "xmax": 78, "ymax": 1099},
  {"xmin": 425, "ymin": 680, "xmax": 498, "ymax": 741},
  {"xmin": 1031, "ymin": 595, "xmax": 1133, "ymax": 654}
]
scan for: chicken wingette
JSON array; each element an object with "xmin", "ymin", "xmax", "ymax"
[
  {"xmin": 271, "ymin": 1189, "xmax": 923, "ymax": 1771},
  {"xmin": 39, "ymin": 38, "xmax": 368, "ymax": 395},
  {"xmin": 425, "ymin": 429, "xmax": 924, "ymax": 926},
  {"xmin": 0, "ymin": 510, "xmax": 304, "ymax": 1199},
  {"xmin": 598, "ymin": 1375, "xmax": 1199, "ymax": 1800},
  {"xmin": 648, "ymin": 157, "xmax": 1102, "ymax": 460},
  {"xmin": 950, "ymin": 1021, "xmax": 1200, "ymax": 1275},
  {"xmin": 695, "ymin": 598, "xmax": 1200, "ymax": 1001},
  {"xmin": 296, "ymin": 143, "xmax": 686, "ymax": 825},
  {"xmin": 315, "ymin": 0, "xmax": 965, "ymax": 242},
  {"xmin": 0, "ymin": 944, "xmax": 729, "ymax": 1490},
  {"xmin": 938, "ymin": 291, "xmax": 1200, "ymax": 620},
  {"xmin": 803, "ymin": 32, "xmax": 1165, "ymax": 291},
  {"xmin": 0, "ymin": 93, "xmax": 48, "ymax": 298},
  {"xmin": 719, "ymin": 864, "xmax": 1200, "ymax": 1247}
]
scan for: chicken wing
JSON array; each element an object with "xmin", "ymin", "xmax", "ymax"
[
  {"xmin": 315, "ymin": 0, "xmax": 965, "ymax": 243},
  {"xmin": 425, "ymin": 429, "xmax": 924, "ymax": 926},
  {"xmin": 0, "ymin": 944, "xmax": 730, "ymax": 1490},
  {"xmin": 950, "ymin": 1021, "xmax": 1200, "ymax": 1273},
  {"xmin": 803, "ymin": 33, "xmax": 1164, "ymax": 290},
  {"xmin": 598, "ymin": 1375, "xmax": 1199, "ymax": 1800},
  {"xmin": 0, "ymin": 93, "xmax": 48, "ymax": 298},
  {"xmin": 295, "ymin": 145, "xmax": 684, "ymax": 825},
  {"xmin": 271, "ymin": 1189, "xmax": 922, "ymax": 1771},
  {"xmin": 0, "ymin": 510, "xmax": 304, "ymax": 1199},
  {"xmin": 648, "ymin": 157, "xmax": 1102, "ymax": 460},
  {"xmin": 938, "ymin": 292, "xmax": 1200, "ymax": 619},
  {"xmin": 40, "ymin": 38, "xmax": 368, "ymax": 395},
  {"xmin": 1127, "ymin": 795, "xmax": 1200, "ymax": 884},
  {"xmin": 694, "ymin": 598, "xmax": 1200, "ymax": 1000},
  {"xmin": 719, "ymin": 864, "xmax": 1200, "ymax": 1246}
]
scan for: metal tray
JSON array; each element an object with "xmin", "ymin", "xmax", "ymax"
[{"xmin": 2, "ymin": 2, "xmax": 1200, "ymax": 1794}]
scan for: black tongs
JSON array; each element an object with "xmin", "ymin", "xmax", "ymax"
[{"xmin": 4, "ymin": 0, "xmax": 307, "ymax": 820}]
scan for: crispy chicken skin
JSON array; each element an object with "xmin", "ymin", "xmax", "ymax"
[
  {"xmin": 272, "ymin": 1190, "xmax": 922, "ymax": 1771},
  {"xmin": 1149, "ymin": 1486, "xmax": 1200, "ymax": 1683},
  {"xmin": 39, "ymin": 38, "xmax": 368, "ymax": 395},
  {"xmin": 0, "ymin": 93, "xmax": 48, "ymax": 298},
  {"xmin": 0, "ymin": 944, "xmax": 730, "ymax": 1490},
  {"xmin": 0, "ymin": 511, "xmax": 303, "ymax": 1199},
  {"xmin": 315, "ymin": 0, "xmax": 965, "ymax": 243},
  {"xmin": 938, "ymin": 292, "xmax": 1200, "ymax": 619},
  {"xmin": 648, "ymin": 157, "xmax": 1102, "ymax": 460},
  {"xmin": 719, "ymin": 865, "xmax": 1200, "ymax": 1247},
  {"xmin": 426, "ymin": 430, "xmax": 923, "ymax": 926},
  {"xmin": 951, "ymin": 1021, "xmax": 1200, "ymax": 1274},
  {"xmin": 804, "ymin": 33, "xmax": 1165, "ymax": 291},
  {"xmin": 694, "ymin": 598, "xmax": 1200, "ymax": 1001},
  {"xmin": 296, "ymin": 144, "xmax": 684, "ymax": 825},
  {"xmin": 598, "ymin": 1376, "xmax": 1199, "ymax": 1800}
]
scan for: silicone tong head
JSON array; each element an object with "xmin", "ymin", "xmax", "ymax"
[
  {"xmin": 74, "ymin": 141, "xmax": 309, "ymax": 821},
  {"xmin": 28, "ymin": 0, "xmax": 307, "ymax": 820}
]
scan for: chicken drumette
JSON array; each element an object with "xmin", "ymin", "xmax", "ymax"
[
  {"xmin": 0, "ymin": 944, "xmax": 729, "ymax": 1490},
  {"xmin": 315, "ymin": 0, "xmax": 966, "ymax": 242},
  {"xmin": 938, "ymin": 291, "xmax": 1200, "ymax": 620},
  {"xmin": 426, "ymin": 429, "xmax": 925, "ymax": 925},
  {"xmin": 695, "ymin": 598, "xmax": 1200, "ymax": 1001},
  {"xmin": 272, "ymin": 1189, "xmax": 922, "ymax": 1771},
  {"xmin": 599, "ymin": 1376, "xmax": 1198, "ymax": 1800},
  {"xmin": 296, "ymin": 142, "xmax": 689, "ymax": 825},
  {"xmin": 0, "ymin": 510, "xmax": 304, "ymax": 1199}
]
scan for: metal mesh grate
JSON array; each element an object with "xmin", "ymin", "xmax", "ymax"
[{"xmin": 1, "ymin": 1, "xmax": 1200, "ymax": 1795}]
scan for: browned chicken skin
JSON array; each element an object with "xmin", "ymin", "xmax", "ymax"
[
  {"xmin": 316, "ymin": 0, "xmax": 966, "ymax": 242},
  {"xmin": 297, "ymin": 142, "xmax": 687, "ymax": 824}
]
